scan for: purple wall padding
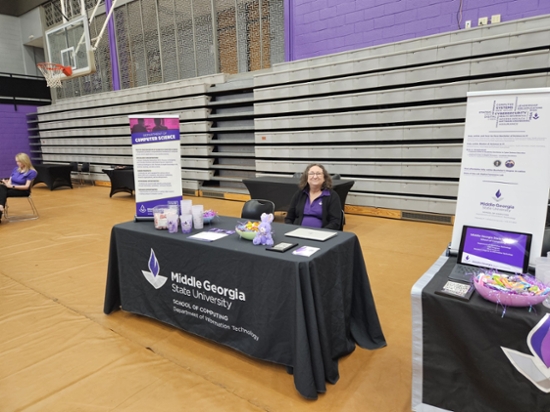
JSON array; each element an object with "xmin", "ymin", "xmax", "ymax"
[
  {"xmin": 0, "ymin": 104, "xmax": 36, "ymax": 177},
  {"xmin": 106, "ymin": 0, "xmax": 121, "ymax": 91},
  {"xmin": 286, "ymin": 0, "xmax": 550, "ymax": 61}
]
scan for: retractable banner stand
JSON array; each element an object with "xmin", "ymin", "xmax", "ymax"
[
  {"xmin": 451, "ymin": 88, "xmax": 550, "ymax": 263},
  {"xmin": 129, "ymin": 115, "xmax": 182, "ymax": 220}
]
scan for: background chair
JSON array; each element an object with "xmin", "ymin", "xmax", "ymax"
[
  {"xmin": 331, "ymin": 174, "xmax": 341, "ymax": 179},
  {"xmin": 4, "ymin": 185, "xmax": 39, "ymax": 222},
  {"xmin": 70, "ymin": 162, "xmax": 94, "ymax": 186},
  {"xmin": 70, "ymin": 162, "xmax": 83, "ymax": 186},
  {"xmin": 241, "ymin": 199, "xmax": 275, "ymax": 220},
  {"xmin": 81, "ymin": 162, "xmax": 94, "ymax": 186},
  {"xmin": 339, "ymin": 209, "xmax": 346, "ymax": 231}
]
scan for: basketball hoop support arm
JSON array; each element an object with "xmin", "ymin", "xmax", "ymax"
[
  {"xmin": 90, "ymin": 0, "xmax": 118, "ymax": 51},
  {"xmin": 73, "ymin": 0, "xmax": 118, "ymax": 55}
]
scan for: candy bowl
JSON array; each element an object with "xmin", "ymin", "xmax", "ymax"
[
  {"xmin": 235, "ymin": 220, "xmax": 259, "ymax": 240},
  {"xmin": 473, "ymin": 272, "xmax": 550, "ymax": 307},
  {"xmin": 203, "ymin": 209, "xmax": 218, "ymax": 224}
]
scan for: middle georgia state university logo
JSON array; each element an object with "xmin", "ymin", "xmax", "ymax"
[
  {"xmin": 141, "ymin": 248, "xmax": 168, "ymax": 289},
  {"xmin": 502, "ymin": 313, "xmax": 550, "ymax": 392}
]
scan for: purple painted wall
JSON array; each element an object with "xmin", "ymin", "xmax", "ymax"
[
  {"xmin": 286, "ymin": 0, "xmax": 550, "ymax": 61},
  {"xmin": 0, "ymin": 104, "xmax": 36, "ymax": 177}
]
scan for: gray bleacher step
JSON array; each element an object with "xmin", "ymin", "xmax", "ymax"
[
  {"xmin": 212, "ymin": 152, "xmax": 255, "ymax": 158},
  {"xmin": 210, "ymin": 164, "xmax": 256, "ymax": 170},
  {"xmin": 210, "ymin": 126, "xmax": 255, "ymax": 132},
  {"xmin": 208, "ymin": 98, "xmax": 255, "ymax": 106},
  {"xmin": 208, "ymin": 75, "xmax": 254, "ymax": 93},
  {"xmin": 210, "ymin": 139, "xmax": 254, "ymax": 144},
  {"xmin": 208, "ymin": 111, "xmax": 255, "ymax": 119},
  {"xmin": 208, "ymin": 176, "xmax": 249, "ymax": 182}
]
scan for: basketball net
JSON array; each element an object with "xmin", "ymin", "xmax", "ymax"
[{"xmin": 37, "ymin": 63, "xmax": 73, "ymax": 88}]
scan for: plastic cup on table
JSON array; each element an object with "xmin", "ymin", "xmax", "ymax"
[
  {"xmin": 167, "ymin": 213, "xmax": 179, "ymax": 233},
  {"xmin": 180, "ymin": 199, "xmax": 192, "ymax": 216},
  {"xmin": 191, "ymin": 205, "xmax": 204, "ymax": 230},
  {"xmin": 536, "ymin": 253, "xmax": 550, "ymax": 309},
  {"xmin": 180, "ymin": 214, "xmax": 193, "ymax": 233}
]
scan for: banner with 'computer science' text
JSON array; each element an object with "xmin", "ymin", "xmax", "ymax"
[
  {"xmin": 451, "ymin": 88, "xmax": 550, "ymax": 263},
  {"xmin": 129, "ymin": 115, "xmax": 182, "ymax": 220}
]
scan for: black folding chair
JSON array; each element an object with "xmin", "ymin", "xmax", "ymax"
[{"xmin": 241, "ymin": 199, "xmax": 276, "ymax": 220}]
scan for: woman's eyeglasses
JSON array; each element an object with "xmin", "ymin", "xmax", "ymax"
[{"xmin": 308, "ymin": 172, "xmax": 323, "ymax": 176}]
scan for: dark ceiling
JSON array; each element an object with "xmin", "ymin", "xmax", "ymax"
[{"xmin": 0, "ymin": 0, "xmax": 50, "ymax": 17}]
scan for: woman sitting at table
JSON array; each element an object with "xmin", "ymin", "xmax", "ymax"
[
  {"xmin": 0, "ymin": 153, "xmax": 37, "ymax": 222},
  {"xmin": 285, "ymin": 164, "xmax": 342, "ymax": 230}
]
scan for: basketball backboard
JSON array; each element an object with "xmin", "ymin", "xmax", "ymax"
[{"xmin": 44, "ymin": 14, "xmax": 96, "ymax": 79}]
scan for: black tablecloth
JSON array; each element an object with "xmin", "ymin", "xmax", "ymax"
[
  {"xmin": 104, "ymin": 216, "xmax": 386, "ymax": 399},
  {"xmin": 102, "ymin": 168, "xmax": 135, "ymax": 197},
  {"xmin": 33, "ymin": 164, "xmax": 73, "ymax": 190},
  {"xmin": 242, "ymin": 177, "xmax": 355, "ymax": 212},
  {"xmin": 421, "ymin": 257, "xmax": 550, "ymax": 412}
]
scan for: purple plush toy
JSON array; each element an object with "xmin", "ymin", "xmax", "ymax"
[{"xmin": 253, "ymin": 213, "xmax": 274, "ymax": 246}]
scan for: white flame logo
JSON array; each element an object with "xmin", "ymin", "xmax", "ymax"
[
  {"xmin": 502, "ymin": 313, "xmax": 550, "ymax": 392},
  {"xmin": 141, "ymin": 249, "xmax": 168, "ymax": 289}
]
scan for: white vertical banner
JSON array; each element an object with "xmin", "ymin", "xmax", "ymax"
[
  {"xmin": 451, "ymin": 88, "xmax": 550, "ymax": 263},
  {"xmin": 129, "ymin": 115, "xmax": 182, "ymax": 220}
]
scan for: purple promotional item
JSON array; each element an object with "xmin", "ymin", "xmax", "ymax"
[{"xmin": 253, "ymin": 213, "xmax": 275, "ymax": 246}]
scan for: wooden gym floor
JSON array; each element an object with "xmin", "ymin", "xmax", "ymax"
[{"xmin": 0, "ymin": 184, "xmax": 452, "ymax": 411}]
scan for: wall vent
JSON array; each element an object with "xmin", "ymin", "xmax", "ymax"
[
  {"xmin": 182, "ymin": 188, "xmax": 198, "ymax": 196},
  {"xmin": 201, "ymin": 190, "xmax": 226, "ymax": 199},
  {"xmin": 401, "ymin": 211, "xmax": 453, "ymax": 225}
]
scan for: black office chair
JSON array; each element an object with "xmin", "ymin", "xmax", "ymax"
[
  {"xmin": 331, "ymin": 174, "xmax": 341, "ymax": 179},
  {"xmin": 4, "ymin": 182, "xmax": 39, "ymax": 222},
  {"xmin": 241, "ymin": 199, "xmax": 275, "ymax": 220}
]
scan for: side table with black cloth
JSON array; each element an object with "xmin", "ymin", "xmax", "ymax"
[
  {"xmin": 33, "ymin": 164, "xmax": 73, "ymax": 190},
  {"xmin": 102, "ymin": 168, "xmax": 135, "ymax": 197},
  {"xmin": 411, "ymin": 253, "xmax": 550, "ymax": 412},
  {"xmin": 242, "ymin": 176, "xmax": 354, "ymax": 212},
  {"xmin": 104, "ymin": 217, "xmax": 386, "ymax": 399}
]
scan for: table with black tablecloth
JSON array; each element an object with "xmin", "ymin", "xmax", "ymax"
[
  {"xmin": 104, "ymin": 216, "xmax": 386, "ymax": 399},
  {"xmin": 33, "ymin": 164, "xmax": 73, "ymax": 190},
  {"xmin": 102, "ymin": 168, "xmax": 135, "ymax": 197},
  {"xmin": 242, "ymin": 176, "xmax": 354, "ymax": 212},
  {"xmin": 411, "ymin": 253, "xmax": 550, "ymax": 412}
]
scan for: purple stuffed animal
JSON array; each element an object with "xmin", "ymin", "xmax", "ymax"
[{"xmin": 253, "ymin": 213, "xmax": 274, "ymax": 246}]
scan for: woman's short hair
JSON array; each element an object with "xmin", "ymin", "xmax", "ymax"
[
  {"xmin": 298, "ymin": 164, "xmax": 333, "ymax": 190},
  {"xmin": 15, "ymin": 153, "xmax": 34, "ymax": 172}
]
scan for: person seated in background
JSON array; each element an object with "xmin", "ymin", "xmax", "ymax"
[
  {"xmin": 0, "ymin": 153, "xmax": 37, "ymax": 222},
  {"xmin": 152, "ymin": 118, "xmax": 168, "ymax": 131},
  {"xmin": 285, "ymin": 164, "xmax": 342, "ymax": 230},
  {"xmin": 131, "ymin": 118, "xmax": 148, "ymax": 133}
]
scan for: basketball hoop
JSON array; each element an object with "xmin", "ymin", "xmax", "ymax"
[{"xmin": 37, "ymin": 62, "xmax": 73, "ymax": 88}]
